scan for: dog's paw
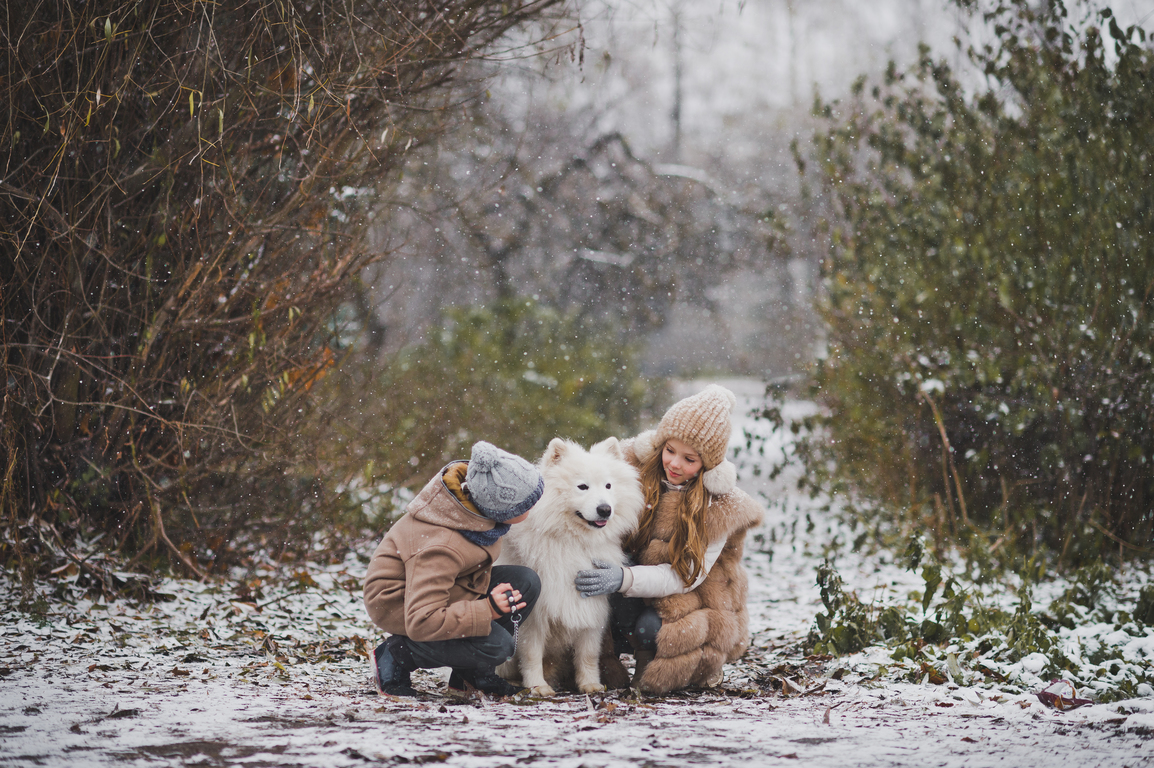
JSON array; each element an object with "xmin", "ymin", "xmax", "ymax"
[
  {"xmin": 578, "ymin": 682, "xmax": 607, "ymax": 694},
  {"xmin": 529, "ymin": 684, "xmax": 556, "ymax": 697}
]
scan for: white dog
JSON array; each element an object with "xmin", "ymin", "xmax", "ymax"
[{"xmin": 495, "ymin": 437, "xmax": 643, "ymax": 696}]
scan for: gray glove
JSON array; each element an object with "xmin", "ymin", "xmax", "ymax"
[{"xmin": 574, "ymin": 559, "xmax": 624, "ymax": 597}]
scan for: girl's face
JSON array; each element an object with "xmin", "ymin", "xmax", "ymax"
[{"xmin": 662, "ymin": 438, "xmax": 702, "ymax": 486}]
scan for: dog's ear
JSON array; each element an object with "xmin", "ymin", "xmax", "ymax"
[
  {"xmin": 591, "ymin": 436, "xmax": 622, "ymax": 460},
  {"xmin": 543, "ymin": 437, "xmax": 570, "ymax": 467}
]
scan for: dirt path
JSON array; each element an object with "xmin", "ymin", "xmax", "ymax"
[
  {"xmin": 3, "ymin": 652, "xmax": 1151, "ymax": 768},
  {"xmin": 4, "ymin": 518, "xmax": 1149, "ymax": 768},
  {"xmin": 3, "ymin": 379, "xmax": 1152, "ymax": 767}
]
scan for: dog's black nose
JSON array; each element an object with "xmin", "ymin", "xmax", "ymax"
[{"xmin": 596, "ymin": 504, "xmax": 612, "ymax": 519}]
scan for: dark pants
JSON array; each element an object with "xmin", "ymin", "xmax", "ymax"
[
  {"xmin": 401, "ymin": 565, "xmax": 540, "ymax": 672},
  {"xmin": 609, "ymin": 592, "xmax": 662, "ymax": 654}
]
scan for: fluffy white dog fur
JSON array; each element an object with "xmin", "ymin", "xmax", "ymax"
[{"xmin": 495, "ymin": 437, "xmax": 643, "ymax": 696}]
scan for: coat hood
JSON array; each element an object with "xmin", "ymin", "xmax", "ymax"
[{"xmin": 407, "ymin": 461, "xmax": 497, "ymax": 533}]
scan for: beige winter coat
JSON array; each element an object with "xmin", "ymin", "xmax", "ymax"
[
  {"xmin": 363, "ymin": 462, "xmax": 500, "ymax": 642},
  {"xmin": 623, "ymin": 438, "xmax": 764, "ymax": 694}
]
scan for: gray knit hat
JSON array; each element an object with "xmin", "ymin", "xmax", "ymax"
[{"xmin": 464, "ymin": 441, "xmax": 544, "ymax": 522}]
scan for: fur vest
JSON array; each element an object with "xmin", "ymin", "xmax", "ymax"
[{"xmin": 634, "ymin": 485, "xmax": 763, "ymax": 694}]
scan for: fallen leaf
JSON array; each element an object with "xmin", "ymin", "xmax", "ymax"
[
  {"xmin": 975, "ymin": 663, "xmax": 1006, "ymax": 682},
  {"xmin": 340, "ymin": 747, "xmax": 371, "ymax": 762},
  {"xmin": 106, "ymin": 707, "xmax": 140, "ymax": 719},
  {"xmin": 1036, "ymin": 679, "xmax": 1092, "ymax": 711},
  {"xmin": 919, "ymin": 662, "xmax": 946, "ymax": 685}
]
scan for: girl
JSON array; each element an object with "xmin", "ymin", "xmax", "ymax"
[{"xmin": 574, "ymin": 384, "xmax": 763, "ymax": 694}]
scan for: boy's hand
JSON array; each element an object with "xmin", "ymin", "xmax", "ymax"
[{"xmin": 488, "ymin": 582, "xmax": 524, "ymax": 619}]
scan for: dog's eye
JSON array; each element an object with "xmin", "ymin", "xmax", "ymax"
[
  {"xmin": 577, "ymin": 484, "xmax": 588, "ymax": 491},
  {"xmin": 605, "ymin": 483, "xmax": 612, "ymax": 489}
]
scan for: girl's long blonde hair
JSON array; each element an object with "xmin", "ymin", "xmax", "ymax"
[{"xmin": 625, "ymin": 442, "xmax": 710, "ymax": 587}]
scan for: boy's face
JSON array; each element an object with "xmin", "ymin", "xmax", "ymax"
[{"xmin": 506, "ymin": 509, "xmax": 532, "ymax": 524}]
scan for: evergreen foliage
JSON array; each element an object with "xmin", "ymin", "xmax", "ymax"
[
  {"xmin": 808, "ymin": 547, "xmax": 1153, "ymax": 703},
  {"xmin": 796, "ymin": 0, "xmax": 1154, "ymax": 562},
  {"xmin": 316, "ymin": 299, "xmax": 659, "ymax": 529}
]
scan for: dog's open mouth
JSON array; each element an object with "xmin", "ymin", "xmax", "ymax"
[{"xmin": 577, "ymin": 513, "xmax": 610, "ymax": 528}]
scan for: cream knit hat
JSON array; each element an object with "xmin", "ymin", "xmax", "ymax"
[{"xmin": 633, "ymin": 384, "xmax": 739, "ymax": 495}]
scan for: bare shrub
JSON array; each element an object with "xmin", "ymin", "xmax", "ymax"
[{"xmin": 1, "ymin": 0, "xmax": 568, "ymax": 575}]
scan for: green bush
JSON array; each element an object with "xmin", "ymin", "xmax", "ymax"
[
  {"xmin": 807, "ymin": 546, "xmax": 1154, "ymax": 702},
  {"xmin": 809, "ymin": 559, "xmax": 882, "ymax": 655},
  {"xmin": 796, "ymin": 0, "xmax": 1153, "ymax": 563},
  {"xmin": 315, "ymin": 299, "xmax": 661, "ymax": 529}
]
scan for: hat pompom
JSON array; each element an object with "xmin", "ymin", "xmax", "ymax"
[
  {"xmin": 704, "ymin": 384, "xmax": 737, "ymax": 412},
  {"xmin": 701, "ymin": 459, "xmax": 737, "ymax": 495},
  {"xmin": 469, "ymin": 442, "xmax": 498, "ymax": 472}
]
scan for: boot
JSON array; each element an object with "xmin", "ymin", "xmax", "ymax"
[
  {"xmin": 631, "ymin": 650, "xmax": 655, "ymax": 687},
  {"xmin": 448, "ymin": 667, "xmax": 525, "ymax": 698},
  {"xmin": 370, "ymin": 636, "xmax": 419, "ymax": 696}
]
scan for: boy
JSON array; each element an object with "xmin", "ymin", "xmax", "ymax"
[{"xmin": 363, "ymin": 441, "xmax": 542, "ymax": 696}]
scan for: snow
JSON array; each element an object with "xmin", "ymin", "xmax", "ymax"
[
  {"xmin": 3, "ymin": 378, "xmax": 1153, "ymax": 766},
  {"xmin": 1021, "ymin": 653, "xmax": 1048, "ymax": 674}
]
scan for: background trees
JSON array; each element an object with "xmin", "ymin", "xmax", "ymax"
[
  {"xmin": 792, "ymin": 0, "xmax": 1153, "ymax": 564},
  {"xmin": 372, "ymin": 101, "xmax": 789, "ymax": 346},
  {"xmin": 1, "ymin": 0, "xmax": 568, "ymax": 572},
  {"xmin": 6, "ymin": 0, "xmax": 1150, "ymax": 579}
]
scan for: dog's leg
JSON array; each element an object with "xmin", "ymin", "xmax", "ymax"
[
  {"xmin": 573, "ymin": 624, "xmax": 607, "ymax": 694},
  {"xmin": 517, "ymin": 619, "xmax": 555, "ymax": 696},
  {"xmin": 599, "ymin": 630, "xmax": 631, "ymax": 690},
  {"xmin": 496, "ymin": 658, "xmax": 520, "ymax": 684}
]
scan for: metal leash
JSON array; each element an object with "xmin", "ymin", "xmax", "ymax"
[{"xmin": 505, "ymin": 590, "xmax": 522, "ymax": 651}]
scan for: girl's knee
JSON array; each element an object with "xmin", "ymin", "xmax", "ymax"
[{"xmin": 633, "ymin": 608, "xmax": 662, "ymax": 652}]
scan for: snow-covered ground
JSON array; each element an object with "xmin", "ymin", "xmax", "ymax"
[{"xmin": 3, "ymin": 378, "xmax": 1153, "ymax": 767}]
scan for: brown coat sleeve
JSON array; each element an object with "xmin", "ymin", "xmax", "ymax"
[{"xmin": 401, "ymin": 544, "xmax": 493, "ymax": 642}]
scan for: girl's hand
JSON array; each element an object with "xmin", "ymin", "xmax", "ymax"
[
  {"xmin": 488, "ymin": 582, "xmax": 524, "ymax": 619},
  {"xmin": 574, "ymin": 560, "xmax": 624, "ymax": 597}
]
